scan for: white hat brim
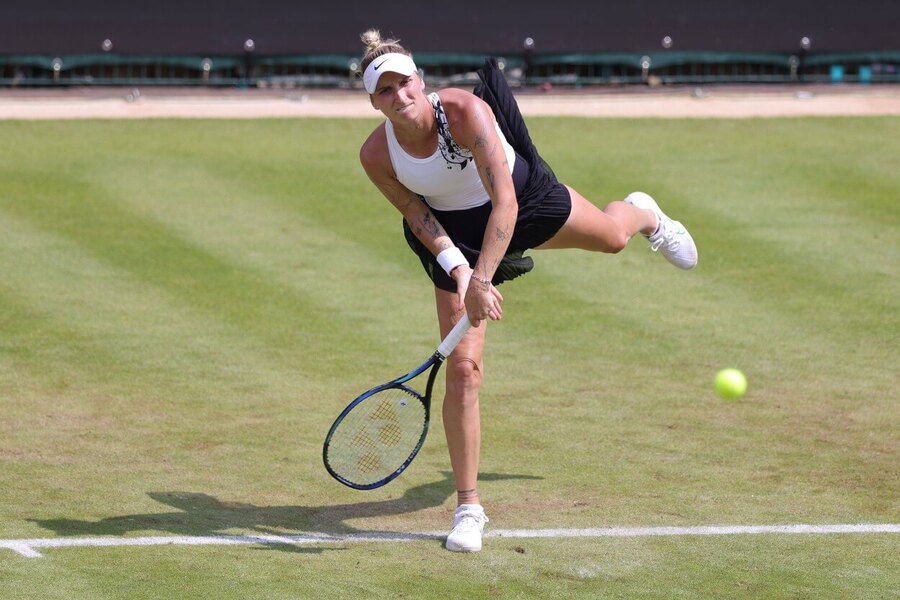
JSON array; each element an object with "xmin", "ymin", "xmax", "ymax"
[{"xmin": 363, "ymin": 53, "xmax": 418, "ymax": 93}]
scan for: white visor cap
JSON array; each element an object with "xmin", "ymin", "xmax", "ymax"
[{"xmin": 363, "ymin": 53, "xmax": 418, "ymax": 94}]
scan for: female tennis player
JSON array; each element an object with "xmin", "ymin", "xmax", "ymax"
[{"xmin": 357, "ymin": 30, "xmax": 697, "ymax": 552}]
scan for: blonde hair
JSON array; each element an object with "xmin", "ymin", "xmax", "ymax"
[{"xmin": 359, "ymin": 29, "xmax": 412, "ymax": 73}]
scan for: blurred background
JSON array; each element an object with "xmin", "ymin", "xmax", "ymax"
[{"xmin": 1, "ymin": 0, "xmax": 898, "ymax": 87}]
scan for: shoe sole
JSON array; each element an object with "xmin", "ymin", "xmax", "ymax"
[{"xmin": 445, "ymin": 542, "xmax": 482, "ymax": 552}]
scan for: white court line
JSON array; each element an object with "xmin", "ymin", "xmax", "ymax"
[{"xmin": 2, "ymin": 524, "xmax": 898, "ymax": 558}]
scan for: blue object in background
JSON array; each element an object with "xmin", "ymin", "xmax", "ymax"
[
  {"xmin": 830, "ymin": 65, "xmax": 844, "ymax": 82},
  {"xmin": 859, "ymin": 65, "xmax": 872, "ymax": 84}
]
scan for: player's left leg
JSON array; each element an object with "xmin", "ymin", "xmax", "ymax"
[
  {"xmin": 537, "ymin": 186, "xmax": 698, "ymax": 269},
  {"xmin": 623, "ymin": 191, "xmax": 698, "ymax": 269},
  {"xmin": 536, "ymin": 185, "xmax": 655, "ymax": 252}
]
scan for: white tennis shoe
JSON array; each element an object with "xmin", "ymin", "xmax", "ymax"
[
  {"xmin": 445, "ymin": 504, "xmax": 489, "ymax": 552},
  {"xmin": 624, "ymin": 191, "xmax": 698, "ymax": 270}
]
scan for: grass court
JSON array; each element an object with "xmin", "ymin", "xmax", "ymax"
[{"xmin": 0, "ymin": 115, "xmax": 897, "ymax": 598}]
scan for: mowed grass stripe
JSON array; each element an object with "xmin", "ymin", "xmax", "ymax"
[
  {"xmin": 0, "ymin": 211, "xmax": 321, "ymax": 397},
  {"xmin": 90, "ymin": 154, "xmax": 436, "ymax": 359},
  {"xmin": 0, "ymin": 165, "xmax": 358, "ymax": 377}
]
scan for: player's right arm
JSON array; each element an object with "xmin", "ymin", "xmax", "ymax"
[
  {"xmin": 359, "ymin": 125, "xmax": 455, "ymax": 256},
  {"xmin": 360, "ymin": 125, "xmax": 474, "ymax": 276}
]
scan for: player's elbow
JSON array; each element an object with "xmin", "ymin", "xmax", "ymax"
[{"xmin": 498, "ymin": 194, "xmax": 518, "ymax": 217}]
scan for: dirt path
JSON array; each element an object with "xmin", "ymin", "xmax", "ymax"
[{"xmin": 1, "ymin": 86, "xmax": 898, "ymax": 119}]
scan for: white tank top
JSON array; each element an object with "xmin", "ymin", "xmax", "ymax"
[{"xmin": 384, "ymin": 92, "xmax": 516, "ymax": 211}]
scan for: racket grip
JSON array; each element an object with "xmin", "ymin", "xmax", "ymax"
[{"xmin": 437, "ymin": 313, "xmax": 472, "ymax": 358}]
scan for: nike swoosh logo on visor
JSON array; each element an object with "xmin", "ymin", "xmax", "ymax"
[{"xmin": 373, "ymin": 58, "xmax": 389, "ymax": 71}]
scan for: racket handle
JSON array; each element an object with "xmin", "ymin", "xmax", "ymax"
[{"xmin": 437, "ymin": 313, "xmax": 472, "ymax": 358}]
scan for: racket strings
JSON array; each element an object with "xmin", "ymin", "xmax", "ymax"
[{"xmin": 326, "ymin": 386, "xmax": 427, "ymax": 486}]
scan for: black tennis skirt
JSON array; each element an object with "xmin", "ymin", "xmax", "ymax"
[{"xmin": 403, "ymin": 152, "xmax": 571, "ymax": 292}]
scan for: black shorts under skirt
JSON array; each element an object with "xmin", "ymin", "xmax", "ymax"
[{"xmin": 403, "ymin": 153, "xmax": 572, "ymax": 292}]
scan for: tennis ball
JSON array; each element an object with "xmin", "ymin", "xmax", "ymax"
[{"xmin": 714, "ymin": 368, "xmax": 747, "ymax": 399}]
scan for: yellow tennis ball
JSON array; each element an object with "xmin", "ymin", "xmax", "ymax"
[{"xmin": 715, "ymin": 368, "xmax": 747, "ymax": 399}]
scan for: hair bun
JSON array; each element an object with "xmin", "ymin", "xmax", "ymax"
[{"xmin": 360, "ymin": 29, "xmax": 384, "ymax": 52}]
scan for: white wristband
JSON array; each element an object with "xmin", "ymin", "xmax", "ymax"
[{"xmin": 436, "ymin": 247, "xmax": 468, "ymax": 276}]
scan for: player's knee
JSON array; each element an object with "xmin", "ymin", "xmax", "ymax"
[
  {"xmin": 447, "ymin": 356, "xmax": 482, "ymax": 393},
  {"xmin": 605, "ymin": 228, "xmax": 629, "ymax": 254}
]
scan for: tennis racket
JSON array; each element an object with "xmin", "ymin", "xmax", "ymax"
[{"xmin": 323, "ymin": 314, "xmax": 472, "ymax": 490}]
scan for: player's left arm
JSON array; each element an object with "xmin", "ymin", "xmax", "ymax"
[
  {"xmin": 449, "ymin": 91, "xmax": 517, "ymax": 282},
  {"xmin": 445, "ymin": 90, "xmax": 516, "ymax": 321}
]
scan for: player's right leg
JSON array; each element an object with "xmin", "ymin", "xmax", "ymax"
[{"xmin": 434, "ymin": 288, "xmax": 489, "ymax": 552}]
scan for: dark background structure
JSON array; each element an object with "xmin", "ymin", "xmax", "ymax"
[
  {"xmin": 2, "ymin": 2, "xmax": 898, "ymax": 87},
  {"xmin": 3, "ymin": 0, "xmax": 898, "ymax": 55}
]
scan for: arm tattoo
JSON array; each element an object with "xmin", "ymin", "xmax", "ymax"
[
  {"xmin": 474, "ymin": 117, "xmax": 497, "ymax": 159},
  {"xmin": 474, "ymin": 116, "xmax": 489, "ymax": 150},
  {"xmin": 416, "ymin": 211, "xmax": 441, "ymax": 239},
  {"xmin": 484, "ymin": 166, "xmax": 496, "ymax": 192}
]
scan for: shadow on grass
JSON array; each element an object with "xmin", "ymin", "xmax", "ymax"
[{"xmin": 30, "ymin": 472, "xmax": 541, "ymax": 553}]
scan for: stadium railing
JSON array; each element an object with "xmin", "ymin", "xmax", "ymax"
[{"xmin": 1, "ymin": 51, "xmax": 898, "ymax": 88}]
